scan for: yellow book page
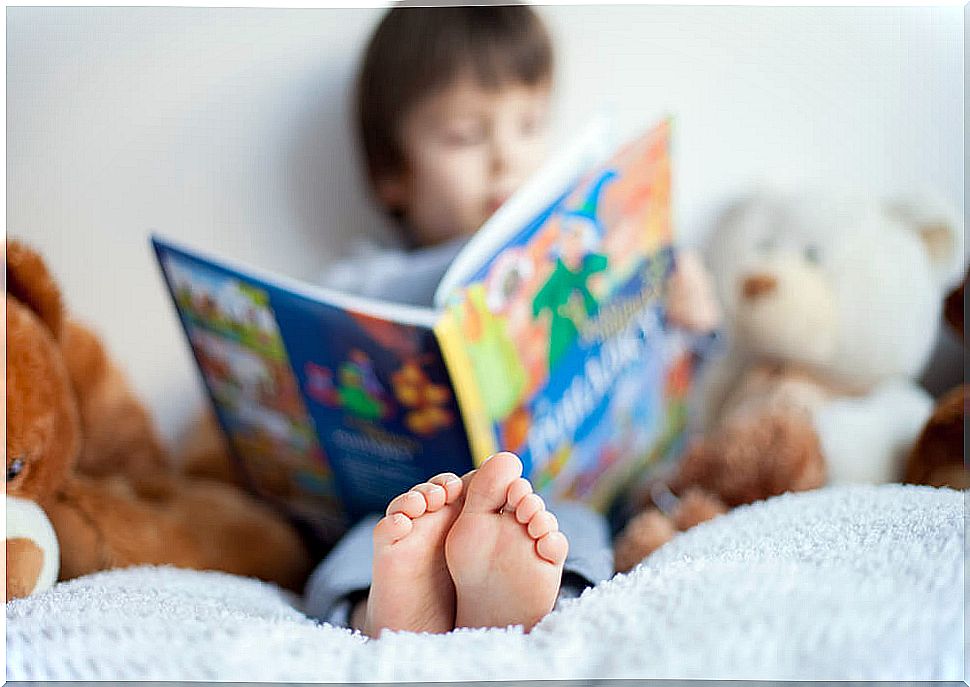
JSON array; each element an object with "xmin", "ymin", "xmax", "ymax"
[{"xmin": 433, "ymin": 307, "xmax": 498, "ymax": 466}]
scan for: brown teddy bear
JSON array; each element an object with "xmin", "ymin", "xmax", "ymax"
[
  {"xmin": 5, "ymin": 239, "xmax": 313, "ymax": 600},
  {"xmin": 903, "ymin": 268, "xmax": 967, "ymax": 489},
  {"xmin": 614, "ymin": 189, "xmax": 964, "ymax": 573}
]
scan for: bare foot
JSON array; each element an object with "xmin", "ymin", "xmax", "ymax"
[
  {"xmin": 445, "ymin": 452, "xmax": 569, "ymax": 632},
  {"xmin": 365, "ymin": 472, "xmax": 464, "ymax": 637}
]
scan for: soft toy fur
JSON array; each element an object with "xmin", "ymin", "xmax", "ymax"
[
  {"xmin": 5, "ymin": 239, "xmax": 312, "ymax": 600},
  {"xmin": 614, "ymin": 189, "xmax": 965, "ymax": 573},
  {"xmin": 903, "ymin": 268, "xmax": 967, "ymax": 489}
]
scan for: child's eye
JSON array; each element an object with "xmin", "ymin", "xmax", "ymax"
[{"xmin": 443, "ymin": 127, "xmax": 485, "ymax": 147}]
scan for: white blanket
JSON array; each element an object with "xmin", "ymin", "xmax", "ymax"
[{"xmin": 6, "ymin": 484, "xmax": 964, "ymax": 681}]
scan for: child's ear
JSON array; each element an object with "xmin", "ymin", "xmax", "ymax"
[{"xmin": 376, "ymin": 173, "xmax": 407, "ymax": 215}]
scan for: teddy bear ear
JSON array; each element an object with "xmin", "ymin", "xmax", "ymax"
[
  {"xmin": 885, "ymin": 191, "xmax": 966, "ymax": 291},
  {"xmin": 5, "ymin": 239, "xmax": 65, "ymax": 339}
]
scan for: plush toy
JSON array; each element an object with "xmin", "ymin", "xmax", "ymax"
[
  {"xmin": 5, "ymin": 239, "xmax": 312, "ymax": 600},
  {"xmin": 614, "ymin": 189, "xmax": 965, "ymax": 573},
  {"xmin": 904, "ymin": 267, "xmax": 967, "ymax": 489}
]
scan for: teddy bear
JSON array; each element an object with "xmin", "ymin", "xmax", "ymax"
[
  {"xmin": 6, "ymin": 239, "xmax": 313, "ymax": 600},
  {"xmin": 613, "ymin": 189, "xmax": 965, "ymax": 573},
  {"xmin": 903, "ymin": 266, "xmax": 967, "ymax": 489}
]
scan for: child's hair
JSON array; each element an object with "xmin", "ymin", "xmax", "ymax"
[{"xmin": 355, "ymin": 4, "xmax": 554, "ymax": 210}]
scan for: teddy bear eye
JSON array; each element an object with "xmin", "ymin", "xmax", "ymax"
[
  {"xmin": 7, "ymin": 457, "xmax": 25, "ymax": 482},
  {"xmin": 756, "ymin": 236, "xmax": 777, "ymax": 253},
  {"xmin": 803, "ymin": 245, "xmax": 821, "ymax": 264}
]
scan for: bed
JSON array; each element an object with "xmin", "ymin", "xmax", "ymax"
[{"xmin": 6, "ymin": 483, "xmax": 963, "ymax": 681}]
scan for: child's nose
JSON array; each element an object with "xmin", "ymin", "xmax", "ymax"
[{"xmin": 489, "ymin": 136, "xmax": 515, "ymax": 176}]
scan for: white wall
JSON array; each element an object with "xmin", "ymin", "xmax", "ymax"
[{"xmin": 7, "ymin": 4, "xmax": 963, "ymax": 444}]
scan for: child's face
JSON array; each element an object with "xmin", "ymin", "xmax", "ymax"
[{"xmin": 380, "ymin": 75, "xmax": 551, "ymax": 248}]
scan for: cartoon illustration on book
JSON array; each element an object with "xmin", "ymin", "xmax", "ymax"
[
  {"xmin": 160, "ymin": 252, "xmax": 340, "ymax": 528},
  {"xmin": 305, "ymin": 362, "xmax": 340, "ymax": 406},
  {"xmin": 391, "ymin": 359, "xmax": 456, "ymax": 437},
  {"xmin": 532, "ymin": 178, "xmax": 614, "ymax": 370},
  {"xmin": 449, "ymin": 284, "xmax": 529, "ymax": 423},
  {"xmin": 334, "ymin": 349, "xmax": 392, "ymax": 421}
]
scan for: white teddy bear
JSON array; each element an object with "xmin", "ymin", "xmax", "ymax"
[
  {"xmin": 613, "ymin": 187, "xmax": 964, "ymax": 572},
  {"xmin": 703, "ymin": 188, "xmax": 965, "ymax": 484}
]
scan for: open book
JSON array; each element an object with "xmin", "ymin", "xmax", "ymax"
[{"xmin": 152, "ymin": 116, "xmax": 703, "ymax": 543}]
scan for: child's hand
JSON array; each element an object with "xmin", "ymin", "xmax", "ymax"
[{"xmin": 666, "ymin": 249, "xmax": 721, "ymax": 334}]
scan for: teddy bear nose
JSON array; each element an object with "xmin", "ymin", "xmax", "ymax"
[{"xmin": 741, "ymin": 274, "xmax": 778, "ymax": 300}]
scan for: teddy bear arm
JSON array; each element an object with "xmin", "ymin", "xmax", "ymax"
[
  {"xmin": 671, "ymin": 410, "xmax": 826, "ymax": 506},
  {"xmin": 613, "ymin": 510, "xmax": 678, "ymax": 573},
  {"xmin": 48, "ymin": 474, "xmax": 311, "ymax": 590},
  {"xmin": 904, "ymin": 384, "xmax": 968, "ymax": 488}
]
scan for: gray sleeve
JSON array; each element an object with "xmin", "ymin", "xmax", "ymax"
[
  {"xmin": 550, "ymin": 500, "xmax": 615, "ymax": 590},
  {"xmin": 302, "ymin": 515, "xmax": 379, "ymax": 626},
  {"xmin": 318, "ymin": 237, "xmax": 467, "ymax": 308}
]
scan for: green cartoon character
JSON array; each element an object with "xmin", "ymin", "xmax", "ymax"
[
  {"xmin": 337, "ymin": 360, "xmax": 383, "ymax": 420},
  {"xmin": 532, "ymin": 170, "xmax": 617, "ymax": 370}
]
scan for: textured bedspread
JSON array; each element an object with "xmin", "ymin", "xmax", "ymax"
[{"xmin": 6, "ymin": 484, "xmax": 964, "ymax": 681}]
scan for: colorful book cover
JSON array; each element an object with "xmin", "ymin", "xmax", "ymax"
[
  {"xmin": 152, "ymin": 116, "xmax": 701, "ymax": 543},
  {"xmin": 435, "ymin": 117, "xmax": 696, "ymax": 512},
  {"xmin": 153, "ymin": 242, "xmax": 474, "ymax": 537}
]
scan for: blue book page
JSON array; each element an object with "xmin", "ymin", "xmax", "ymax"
[
  {"xmin": 436, "ymin": 118, "xmax": 697, "ymax": 513},
  {"xmin": 152, "ymin": 238, "xmax": 474, "ymax": 537}
]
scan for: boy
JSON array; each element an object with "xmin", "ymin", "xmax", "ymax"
[
  {"xmin": 321, "ymin": 3, "xmax": 554, "ymax": 306},
  {"xmin": 306, "ymin": 4, "xmax": 718, "ymax": 638}
]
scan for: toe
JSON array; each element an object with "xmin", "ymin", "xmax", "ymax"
[
  {"xmin": 373, "ymin": 512, "xmax": 413, "ymax": 547},
  {"xmin": 411, "ymin": 482, "xmax": 447, "ymax": 512},
  {"xmin": 527, "ymin": 510, "xmax": 558, "ymax": 539},
  {"xmin": 515, "ymin": 493, "xmax": 545, "ymax": 524},
  {"xmin": 429, "ymin": 472, "xmax": 464, "ymax": 504},
  {"xmin": 386, "ymin": 490, "xmax": 427, "ymax": 518},
  {"xmin": 535, "ymin": 531, "xmax": 569, "ymax": 566},
  {"xmin": 505, "ymin": 477, "xmax": 532, "ymax": 511},
  {"xmin": 462, "ymin": 452, "xmax": 523, "ymax": 514}
]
